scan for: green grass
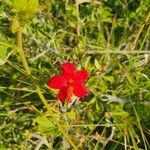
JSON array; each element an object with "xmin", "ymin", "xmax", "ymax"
[{"xmin": 0, "ymin": 0, "xmax": 150, "ymax": 149}]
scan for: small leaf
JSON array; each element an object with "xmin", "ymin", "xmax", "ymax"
[
  {"xmin": 103, "ymin": 76, "xmax": 114, "ymax": 83},
  {"xmin": 126, "ymin": 74, "xmax": 136, "ymax": 86},
  {"xmin": 0, "ymin": 46, "xmax": 12, "ymax": 65},
  {"xmin": 84, "ymin": 56, "xmax": 91, "ymax": 68},
  {"xmin": 33, "ymin": 115, "xmax": 60, "ymax": 135},
  {"xmin": 94, "ymin": 59, "xmax": 100, "ymax": 69},
  {"xmin": 0, "ymin": 46, "xmax": 7, "ymax": 58}
]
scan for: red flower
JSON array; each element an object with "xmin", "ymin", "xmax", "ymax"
[{"xmin": 48, "ymin": 62, "xmax": 89, "ymax": 102}]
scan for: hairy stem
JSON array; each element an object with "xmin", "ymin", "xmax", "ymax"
[{"xmin": 17, "ymin": 31, "xmax": 31, "ymax": 75}]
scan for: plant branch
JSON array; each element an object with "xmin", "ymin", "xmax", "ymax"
[{"xmin": 17, "ymin": 31, "xmax": 31, "ymax": 75}]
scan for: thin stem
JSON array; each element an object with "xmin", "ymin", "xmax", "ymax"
[
  {"xmin": 139, "ymin": 25, "xmax": 150, "ymax": 51},
  {"xmin": 86, "ymin": 50, "xmax": 150, "ymax": 55},
  {"xmin": 130, "ymin": 11, "xmax": 150, "ymax": 51},
  {"xmin": 36, "ymin": 85, "xmax": 50, "ymax": 110},
  {"xmin": 132, "ymin": 104, "xmax": 148, "ymax": 150},
  {"xmin": 76, "ymin": 1, "xmax": 80, "ymax": 36},
  {"xmin": 17, "ymin": 31, "xmax": 31, "ymax": 75},
  {"xmin": 64, "ymin": 0, "xmax": 68, "ymax": 13},
  {"xmin": 59, "ymin": 102, "xmax": 69, "ymax": 127},
  {"xmin": 107, "ymin": 15, "xmax": 116, "ymax": 46},
  {"xmin": 0, "ymin": 86, "xmax": 35, "ymax": 92}
]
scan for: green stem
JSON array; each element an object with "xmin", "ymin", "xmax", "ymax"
[
  {"xmin": 17, "ymin": 31, "xmax": 31, "ymax": 75},
  {"xmin": 36, "ymin": 85, "xmax": 50, "ymax": 110},
  {"xmin": 76, "ymin": 1, "xmax": 80, "ymax": 36},
  {"xmin": 130, "ymin": 11, "xmax": 150, "ymax": 51}
]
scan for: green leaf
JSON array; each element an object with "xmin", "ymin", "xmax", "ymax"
[
  {"xmin": 94, "ymin": 59, "xmax": 100, "ymax": 69},
  {"xmin": 84, "ymin": 56, "xmax": 91, "ymax": 68},
  {"xmin": 126, "ymin": 74, "xmax": 136, "ymax": 86},
  {"xmin": 0, "ymin": 46, "xmax": 7, "ymax": 58},
  {"xmin": 103, "ymin": 76, "xmax": 114, "ymax": 83},
  {"xmin": 0, "ymin": 46, "xmax": 12, "ymax": 65},
  {"xmin": 33, "ymin": 115, "xmax": 60, "ymax": 135}
]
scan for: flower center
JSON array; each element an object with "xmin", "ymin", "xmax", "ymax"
[
  {"xmin": 66, "ymin": 86, "xmax": 74, "ymax": 101},
  {"xmin": 68, "ymin": 78, "xmax": 74, "ymax": 85},
  {"xmin": 66, "ymin": 79, "xmax": 74, "ymax": 101}
]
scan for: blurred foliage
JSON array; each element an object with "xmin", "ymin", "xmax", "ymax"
[{"xmin": 0, "ymin": 0, "xmax": 150, "ymax": 149}]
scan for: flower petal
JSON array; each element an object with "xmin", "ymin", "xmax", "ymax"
[
  {"xmin": 58, "ymin": 86, "xmax": 67, "ymax": 102},
  {"xmin": 73, "ymin": 70, "xmax": 88, "ymax": 83},
  {"xmin": 73, "ymin": 84, "xmax": 88, "ymax": 98},
  {"xmin": 48, "ymin": 75, "xmax": 67, "ymax": 89},
  {"xmin": 62, "ymin": 63, "xmax": 76, "ymax": 77}
]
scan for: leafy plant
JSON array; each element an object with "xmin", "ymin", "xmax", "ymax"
[{"xmin": 0, "ymin": 0, "xmax": 150, "ymax": 149}]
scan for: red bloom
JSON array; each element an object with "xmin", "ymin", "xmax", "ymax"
[{"xmin": 48, "ymin": 63, "xmax": 89, "ymax": 102}]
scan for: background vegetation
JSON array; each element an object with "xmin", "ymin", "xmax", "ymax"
[{"xmin": 0, "ymin": 0, "xmax": 150, "ymax": 149}]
